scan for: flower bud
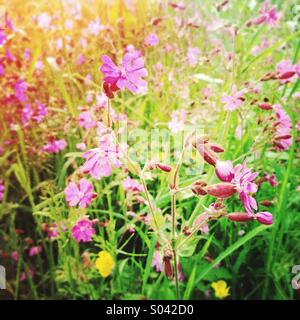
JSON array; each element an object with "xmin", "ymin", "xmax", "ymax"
[
  {"xmin": 156, "ymin": 163, "xmax": 172, "ymax": 172},
  {"xmin": 209, "ymin": 144, "xmax": 225, "ymax": 153},
  {"xmin": 227, "ymin": 212, "xmax": 254, "ymax": 222},
  {"xmin": 258, "ymin": 102, "xmax": 273, "ymax": 110},
  {"xmin": 191, "ymin": 181, "xmax": 207, "ymax": 195},
  {"xmin": 255, "ymin": 211, "xmax": 273, "ymax": 225},
  {"xmin": 260, "ymin": 200, "xmax": 273, "ymax": 207},
  {"xmin": 193, "ymin": 142, "xmax": 217, "ymax": 166},
  {"xmin": 278, "ymin": 71, "xmax": 295, "ymax": 80},
  {"xmin": 206, "ymin": 183, "xmax": 236, "ymax": 198},
  {"xmin": 163, "ymin": 257, "xmax": 173, "ymax": 278},
  {"xmin": 215, "ymin": 160, "xmax": 234, "ymax": 182}
]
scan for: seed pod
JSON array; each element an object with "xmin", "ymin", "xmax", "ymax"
[{"xmin": 206, "ymin": 183, "xmax": 236, "ymax": 198}]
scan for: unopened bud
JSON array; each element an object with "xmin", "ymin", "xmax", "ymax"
[
  {"xmin": 156, "ymin": 163, "xmax": 172, "ymax": 172},
  {"xmin": 206, "ymin": 183, "xmax": 236, "ymax": 198},
  {"xmin": 191, "ymin": 181, "xmax": 207, "ymax": 195},
  {"xmin": 260, "ymin": 200, "xmax": 273, "ymax": 207},
  {"xmin": 258, "ymin": 102, "xmax": 273, "ymax": 110},
  {"xmin": 209, "ymin": 144, "xmax": 225, "ymax": 153},
  {"xmin": 227, "ymin": 212, "xmax": 254, "ymax": 222}
]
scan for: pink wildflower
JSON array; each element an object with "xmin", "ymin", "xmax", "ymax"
[
  {"xmin": 276, "ymin": 60, "xmax": 296, "ymax": 84},
  {"xmin": 20, "ymin": 269, "xmax": 34, "ymax": 282},
  {"xmin": 253, "ymin": 1, "xmax": 282, "ymax": 27},
  {"xmin": 100, "ymin": 52, "xmax": 148, "ymax": 96},
  {"xmin": 122, "ymin": 176, "xmax": 144, "ymax": 193},
  {"xmin": 273, "ymin": 104, "xmax": 292, "ymax": 151},
  {"xmin": 14, "ymin": 80, "xmax": 28, "ymax": 103},
  {"xmin": 71, "ymin": 218, "xmax": 96, "ymax": 243},
  {"xmin": 77, "ymin": 54, "xmax": 85, "ymax": 66},
  {"xmin": 221, "ymin": 85, "xmax": 245, "ymax": 111},
  {"xmin": 81, "ymin": 138, "xmax": 122, "ymax": 179},
  {"xmin": 265, "ymin": 173, "xmax": 278, "ymax": 187},
  {"xmin": 29, "ymin": 246, "xmax": 42, "ymax": 257},
  {"xmin": 78, "ymin": 111, "xmax": 97, "ymax": 130},
  {"xmin": 0, "ymin": 30, "xmax": 7, "ymax": 45},
  {"xmin": 88, "ymin": 18, "xmax": 103, "ymax": 36},
  {"xmin": 37, "ymin": 12, "xmax": 52, "ymax": 30},
  {"xmin": 41, "ymin": 139, "xmax": 67, "ymax": 153},
  {"xmin": 64, "ymin": 178, "xmax": 96, "ymax": 208},
  {"xmin": 76, "ymin": 142, "xmax": 86, "ymax": 151},
  {"xmin": 152, "ymin": 250, "xmax": 163, "ymax": 272},
  {"xmin": 144, "ymin": 33, "xmax": 159, "ymax": 47},
  {"xmin": 48, "ymin": 222, "xmax": 67, "ymax": 240},
  {"xmin": 215, "ymin": 160, "xmax": 234, "ymax": 182},
  {"xmin": 168, "ymin": 109, "xmax": 187, "ymax": 133},
  {"xmin": 232, "ymin": 160, "xmax": 259, "ymax": 214},
  {"xmin": 187, "ymin": 47, "xmax": 200, "ymax": 67}
]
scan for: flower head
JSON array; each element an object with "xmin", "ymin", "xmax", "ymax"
[
  {"xmin": 78, "ymin": 111, "xmax": 97, "ymax": 130},
  {"xmin": 64, "ymin": 178, "xmax": 96, "ymax": 208},
  {"xmin": 29, "ymin": 246, "xmax": 42, "ymax": 257},
  {"xmin": 255, "ymin": 1, "xmax": 282, "ymax": 27},
  {"xmin": 71, "ymin": 218, "xmax": 96, "ymax": 243},
  {"xmin": 81, "ymin": 137, "xmax": 122, "ymax": 179},
  {"xmin": 273, "ymin": 104, "xmax": 292, "ymax": 151},
  {"xmin": 122, "ymin": 176, "xmax": 144, "ymax": 193},
  {"xmin": 95, "ymin": 250, "xmax": 115, "ymax": 277},
  {"xmin": 144, "ymin": 33, "xmax": 159, "ymax": 47},
  {"xmin": 152, "ymin": 250, "xmax": 163, "ymax": 272},
  {"xmin": 211, "ymin": 280, "xmax": 230, "ymax": 299},
  {"xmin": 41, "ymin": 139, "xmax": 67, "ymax": 153},
  {"xmin": 100, "ymin": 52, "xmax": 148, "ymax": 96},
  {"xmin": 221, "ymin": 85, "xmax": 245, "ymax": 111}
]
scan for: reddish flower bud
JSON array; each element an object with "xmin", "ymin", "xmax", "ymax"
[
  {"xmin": 206, "ymin": 183, "xmax": 236, "ymax": 198},
  {"xmin": 258, "ymin": 102, "xmax": 273, "ymax": 110},
  {"xmin": 191, "ymin": 181, "xmax": 208, "ymax": 195},
  {"xmin": 255, "ymin": 211, "xmax": 273, "ymax": 225},
  {"xmin": 163, "ymin": 257, "xmax": 173, "ymax": 278},
  {"xmin": 260, "ymin": 200, "xmax": 273, "ymax": 207},
  {"xmin": 209, "ymin": 144, "xmax": 225, "ymax": 153},
  {"xmin": 278, "ymin": 71, "xmax": 296, "ymax": 80},
  {"xmin": 215, "ymin": 160, "xmax": 234, "ymax": 182},
  {"xmin": 183, "ymin": 226, "xmax": 192, "ymax": 236},
  {"xmin": 227, "ymin": 212, "xmax": 254, "ymax": 222},
  {"xmin": 193, "ymin": 142, "xmax": 217, "ymax": 166},
  {"xmin": 156, "ymin": 163, "xmax": 172, "ymax": 172}
]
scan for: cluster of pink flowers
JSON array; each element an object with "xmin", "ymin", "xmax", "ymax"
[
  {"xmin": 71, "ymin": 218, "xmax": 96, "ymax": 243},
  {"xmin": 22, "ymin": 101, "xmax": 48, "ymax": 125},
  {"xmin": 64, "ymin": 178, "xmax": 96, "ymax": 208},
  {"xmin": 41, "ymin": 138, "xmax": 67, "ymax": 153},
  {"xmin": 100, "ymin": 50, "xmax": 148, "ymax": 97}
]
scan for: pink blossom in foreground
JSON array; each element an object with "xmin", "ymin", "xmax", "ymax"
[
  {"xmin": 273, "ymin": 104, "xmax": 292, "ymax": 151},
  {"xmin": 144, "ymin": 33, "xmax": 159, "ymax": 47},
  {"xmin": 81, "ymin": 138, "xmax": 122, "ymax": 179},
  {"xmin": 78, "ymin": 111, "xmax": 97, "ymax": 130},
  {"xmin": 253, "ymin": 1, "xmax": 282, "ymax": 27},
  {"xmin": 122, "ymin": 176, "xmax": 144, "ymax": 193},
  {"xmin": 152, "ymin": 250, "xmax": 163, "ymax": 272},
  {"xmin": 64, "ymin": 178, "xmax": 96, "ymax": 208},
  {"xmin": 71, "ymin": 218, "xmax": 96, "ymax": 243},
  {"xmin": 231, "ymin": 160, "xmax": 259, "ymax": 214},
  {"xmin": 0, "ymin": 180, "xmax": 4, "ymax": 201},
  {"xmin": 221, "ymin": 85, "xmax": 245, "ymax": 111},
  {"xmin": 100, "ymin": 52, "xmax": 148, "ymax": 96},
  {"xmin": 187, "ymin": 47, "xmax": 200, "ymax": 66},
  {"xmin": 41, "ymin": 139, "xmax": 67, "ymax": 153},
  {"xmin": 29, "ymin": 246, "xmax": 42, "ymax": 257}
]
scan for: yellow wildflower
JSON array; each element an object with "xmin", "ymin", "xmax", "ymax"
[
  {"xmin": 211, "ymin": 280, "xmax": 230, "ymax": 299},
  {"xmin": 95, "ymin": 251, "xmax": 115, "ymax": 278}
]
